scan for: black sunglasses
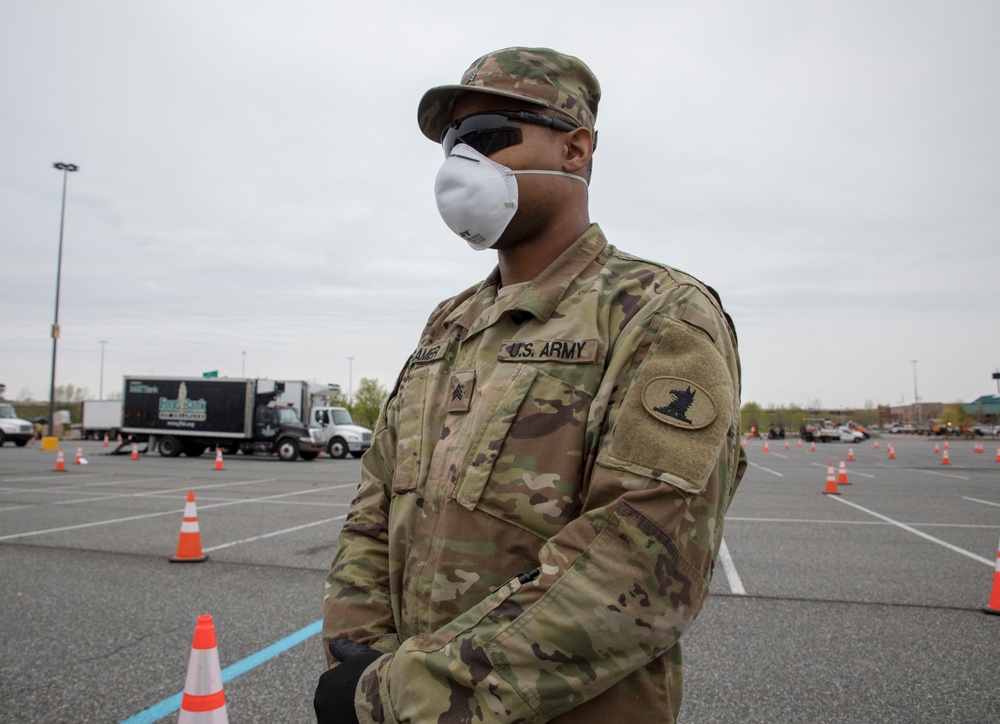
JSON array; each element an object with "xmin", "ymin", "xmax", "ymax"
[{"xmin": 440, "ymin": 110, "xmax": 579, "ymax": 158}]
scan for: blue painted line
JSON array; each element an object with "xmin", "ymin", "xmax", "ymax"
[{"xmin": 121, "ymin": 618, "xmax": 323, "ymax": 724}]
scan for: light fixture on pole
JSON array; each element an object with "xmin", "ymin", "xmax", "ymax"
[
  {"xmin": 911, "ymin": 359, "xmax": 921, "ymax": 426},
  {"xmin": 48, "ymin": 162, "xmax": 79, "ymax": 436},
  {"xmin": 98, "ymin": 340, "xmax": 108, "ymax": 400}
]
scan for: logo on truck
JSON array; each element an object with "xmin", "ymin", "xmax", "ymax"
[{"xmin": 159, "ymin": 382, "xmax": 207, "ymax": 423}]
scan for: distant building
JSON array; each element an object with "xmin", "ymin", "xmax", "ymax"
[{"xmin": 963, "ymin": 394, "xmax": 1000, "ymax": 420}]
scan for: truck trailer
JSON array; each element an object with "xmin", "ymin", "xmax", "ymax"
[
  {"xmin": 81, "ymin": 400, "xmax": 123, "ymax": 440},
  {"xmin": 120, "ymin": 377, "xmax": 324, "ymax": 461}
]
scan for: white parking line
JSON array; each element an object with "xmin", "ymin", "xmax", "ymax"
[
  {"xmin": 829, "ymin": 497, "xmax": 993, "ymax": 566},
  {"xmin": 808, "ymin": 462, "xmax": 875, "ymax": 479},
  {"xmin": 203, "ymin": 514, "xmax": 348, "ymax": 552},
  {"xmin": 717, "ymin": 537, "xmax": 745, "ymax": 595},
  {"xmin": 0, "ymin": 482, "xmax": 358, "ymax": 542},
  {"xmin": 0, "ymin": 478, "xmax": 279, "ymax": 511},
  {"xmin": 963, "ymin": 497, "xmax": 1000, "ymax": 509},
  {"xmin": 913, "ymin": 469, "xmax": 971, "ymax": 481},
  {"xmin": 0, "ymin": 474, "xmax": 101, "ymax": 484},
  {"xmin": 727, "ymin": 516, "xmax": 999, "ymax": 529},
  {"xmin": 748, "ymin": 461, "xmax": 783, "ymax": 477}
]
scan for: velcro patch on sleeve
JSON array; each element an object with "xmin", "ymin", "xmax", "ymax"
[
  {"xmin": 642, "ymin": 377, "xmax": 716, "ymax": 430},
  {"xmin": 600, "ymin": 314, "xmax": 734, "ymax": 493}
]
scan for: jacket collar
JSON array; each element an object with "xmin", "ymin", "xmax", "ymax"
[{"xmin": 446, "ymin": 224, "xmax": 608, "ymax": 337}]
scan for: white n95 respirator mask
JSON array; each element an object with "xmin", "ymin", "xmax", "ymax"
[{"xmin": 433, "ymin": 144, "xmax": 587, "ymax": 251}]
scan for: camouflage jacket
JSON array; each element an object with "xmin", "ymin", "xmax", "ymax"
[{"xmin": 323, "ymin": 224, "xmax": 745, "ymax": 723}]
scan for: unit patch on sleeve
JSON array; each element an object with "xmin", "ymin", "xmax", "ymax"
[
  {"xmin": 642, "ymin": 377, "xmax": 717, "ymax": 430},
  {"xmin": 497, "ymin": 338, "xmax": 599, "ymax": 364},
  {"xmin": 598, "ymin": 313, "xmax": 735, "ymax": 494}
]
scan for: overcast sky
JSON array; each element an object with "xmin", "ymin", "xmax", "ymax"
[{"xmin": 2, "ymin": 1, "xmax": 998, "ymax": 412}]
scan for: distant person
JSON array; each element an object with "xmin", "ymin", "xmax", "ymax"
[{"xmin": 315, "ymin": 46, "xmax": 746, "ymax": 723}]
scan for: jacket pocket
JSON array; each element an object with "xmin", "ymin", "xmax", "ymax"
[{"xmin": 453, "ymin": 364, "xmax": 592, "ymax": 540}]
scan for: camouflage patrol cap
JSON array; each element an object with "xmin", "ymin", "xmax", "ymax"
[{"xmin": 418, "ymin": 47, "xmax": 601, "ymax": 143}]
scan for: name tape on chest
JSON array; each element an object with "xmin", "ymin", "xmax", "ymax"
[
  {"xmin": 497, "ymin": 338, "xmax": 599, "ymax": 364},
  {"xmin": 411, "ymin": 342, "xmax": 450, "ymax": 365}
]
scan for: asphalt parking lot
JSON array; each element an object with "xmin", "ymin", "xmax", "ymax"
[{"xmin": 1, "ymin": 436, "xmax": 998, "ymax": 723}]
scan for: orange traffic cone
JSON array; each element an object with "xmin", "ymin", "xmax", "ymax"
[
  {"xmin": 742, "ymin": 440, "xmax": 747, "ymax": 449},
  {"xmin": 103, "ymin": 434, "xmax": 109, "ymax": 447},
  {"xmin": 888, "ymin": 444, "xmax": 896, "ymax": 460},
  {"xmin": 934, "ymin": 443, "xmax": 940, "ymax": 454},
  {"xmin": 53, "ymin": 449, "xmax": 66, "ymax": 472},
  {"xmin": 171, "ymin": 491, "xmax": 208, "ymax": 563},
  {"xmin": 764, "ymin": 441, "xmax": 770, "ymax": 452},
  {"xmin": 213, "ymin": 447, "xmax": 225, "ymax": 471},
  {"xmin": 784, "ymin": 441, "xmax": 790, "ymax": 450},
  {"xmin": 178, "ymin": 615, "xmax": 229, "ymax": 723},
  {"xmin": 848, "ymin": 447, "xmax": 855, "ymax": 461},
  {"xmin": 131, "ymin": 443, "xmax": 139, "ymax": 461},
  {"xmin": 810, "ymin": 441, "xmax": 817, "ymax": 452},
  {"xmin": 838, "ymin": 458, "xmax": 850, "ymax": 485},
  {"xmin": 944, "ymin": 441, "xmax": 950, "ymax": 451},
  {"xmin": 942, "ymin": 449, "xmax": 951, "ymax": 466},
  {"xmin": 874, "ymin": 440, "xmax": 879, "ymax": 449},
  {"xmin": 975, "ymin": 443, "xmax": 983, "ymax": 454},
  {"xmin": 985, "ymin": 537, "xmax": 1000, "ymax": 615},
  {"xmin": 797, "ymin": 439, "xmax": 802, "ymax": 448},
  {"xmin": 996, "ymin": 447, "xmax": 1000, "ymax": 463},
  {"xmin": 30, "ymin": 436, "xmax": 36, "ymax": 445},
  {"xmin": 74, "ymin": 445, "xmax": 83, "ymax": 464},
  {"xmin": 823, "ymin": 462, "xmax": 840, "ymax": 495}
]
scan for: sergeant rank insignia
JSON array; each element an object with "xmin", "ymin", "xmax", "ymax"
[
  {"xmin": 642, "ymin": 376, "xmax": 717, "ymax": 430},
  {"xmin": 448, "ymin": 370, "xmax": 475, "ymax": 413}
]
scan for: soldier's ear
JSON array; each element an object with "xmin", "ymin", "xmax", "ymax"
[{"xmin": 562, "ymin": 127, "xmax": 593, "ymax": 175}]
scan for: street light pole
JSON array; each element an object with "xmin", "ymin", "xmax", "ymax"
[
  {"xmin": 911, "ymin": 359, "xmax": 921, "ymax": 426},
  {"xmin": 48, "ymin": 162, "xmax": 79, "ymax": 436},
  {"xmin": 98, "ymin": 340, "xmax": 108, "ymax": 400},
  {"xmin": 348, "ymin": 357, "xmax": 354, "ymax": 403}
]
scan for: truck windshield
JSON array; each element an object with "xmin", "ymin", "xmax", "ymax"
[
  {"xmin": 0, "ymin": 405, "xmax": 16, "ymax": 419},
  {"xmin": 277, "ymin": 408, "xmax": 302, "ymax": 425},
  {"xmin": 331, "ymin": 409, "xmax": 353, "ymax": 425}
]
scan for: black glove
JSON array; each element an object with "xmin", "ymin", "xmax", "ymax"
[{"xmin": 314, "ymin": 639, "xmax": 382, "ymax": 724}]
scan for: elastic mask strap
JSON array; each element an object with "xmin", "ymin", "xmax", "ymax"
[{"xmin": 510, "ymin": 169, "xmax": 589, "ymax": 187}]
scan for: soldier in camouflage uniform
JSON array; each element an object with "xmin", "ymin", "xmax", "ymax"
[{"xmin": 315, "ymin": 47, "xmax": 746, "ymax": 723}]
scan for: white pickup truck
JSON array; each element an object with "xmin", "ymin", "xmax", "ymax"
[
  {"xmin": 309, "ymin": 406, "xmax": 373, "ymax": 459},
  {"xmin": 802, "ymin": 423, "xmax": 865, "ymax": 443}
]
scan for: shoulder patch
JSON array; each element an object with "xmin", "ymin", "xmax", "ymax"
[{"xmin": 642, "ymin": 376, "xmax": 717, "ymax": 430}]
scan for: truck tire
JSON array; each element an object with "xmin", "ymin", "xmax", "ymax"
[
  {"xmin": 183, "ymin": 441, "xmax": 207, "ymax": 457},
  {"xmin": 350, "ymin": 450, "xmax": 365, "ymax": 458},
  {"xmin": 276, "ymin": 438, "xmax": 300, "ymax": 462},
  {"xmin": 327, "ymin": 437, "xmax": 349, "ymax": 459},
  {"xmin": 300, "ymin": 451, "xmax": 318, "ymax": 461},
  {"xmin": 159, "ymin": 436, "xmax": 183, "ymax": 457},
  {"xmin": 15, "ymin": 440, "xmax": 28, "ymax": 447},
  {"xmin": 0, "ymin": 432, "xmax": 5, "ymax": 447},
  {"xmin": 221, "ymin": 443, "xmax": 241, "ymax": 456}
]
